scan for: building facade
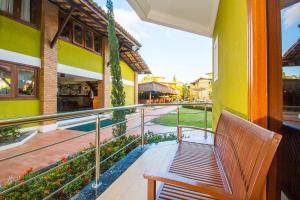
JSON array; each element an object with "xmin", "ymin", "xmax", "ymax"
[
  {"xmin": 189, "ymin": 73, "xmax": 212, "ymax": 101},
  {"xmin": 0, "ymin": 0, "xmax": 150, "ymax": 131}
]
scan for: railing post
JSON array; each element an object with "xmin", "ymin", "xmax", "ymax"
[
  {"xmin": 204, "ymin": 103, "xmax": 208, "ymax": 140},
  {"xmin": 177, "ymin": 126, "xmax": 182, "ymax": 143},
  {"xmin": 141, "ymin": 108, "xmax": 145, "ymax": 148},
  {"xmin": 177, "ymin": 106, "xmax": 180, "ymax": 139},
  {"xmin": 93, "ymin": 114, "xmax": 101, "ymax": 188}
]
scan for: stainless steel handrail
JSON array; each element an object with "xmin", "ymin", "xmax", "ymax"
[
  {"xmin": 0, "ymin": 102, "xmax": 211, "ymax": 197},
  {"xmin": 0, "ymin": 103, "xmax": 211, "ymax": 127}
]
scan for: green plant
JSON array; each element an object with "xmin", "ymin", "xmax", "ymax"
[
  {"xmin": 107, "ymin": 0, "xmax": 127, "ymax": 137},
  {"xmin": 182, "ymin": 105, "xmax": 212, "ymax": 111},
  {"xmin": 0, "ymin": 133, "xmax": 178, "ymax": 200},
  {"xmin": 144, "ymin": 131, "xmax": 177, "ymax": 144},
  {"xmin": 0, "ymin": 126, "xmax": 21, "ymax": 143}
]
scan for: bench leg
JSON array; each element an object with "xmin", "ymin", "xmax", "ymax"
[{"xmin": 147, "ymin": 179, "xmax": 156, "ymax": 200}]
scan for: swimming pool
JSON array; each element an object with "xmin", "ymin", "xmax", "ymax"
[{"xmin": 67, "ymin": 119, "xmax": 113, "ymax": 132}]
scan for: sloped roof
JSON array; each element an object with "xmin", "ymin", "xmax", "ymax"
[
  {"xmin": 49, "ymin": 0, "xmax": 150, "ymax": 74},
  {"xmin": 283, "ymin": 39, "xmax": 300, "ymax": 66},
  {"xmin": 139, "ymin": 82, "xmax": 179, "ymax": 95}
]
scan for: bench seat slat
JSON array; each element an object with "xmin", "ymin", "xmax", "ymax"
[{"xmin": 158, "ymin": 142, "xmax": 227, "ymax": 200}]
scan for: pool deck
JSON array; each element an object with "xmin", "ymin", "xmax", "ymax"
[{"xmin": 0, "ymin": 107, "xmax": 176, "ymax": 184}]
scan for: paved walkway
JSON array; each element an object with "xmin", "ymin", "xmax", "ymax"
[{"xmin": 0, "ymin": 106, "xmax": 176, "ymax": 185}]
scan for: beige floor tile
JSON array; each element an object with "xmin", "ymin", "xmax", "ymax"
[{"xmin": 98, "ymin": 143, "xmax": 178, "ymax": 200}]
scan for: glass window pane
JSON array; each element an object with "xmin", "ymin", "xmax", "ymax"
[
  {"xmin": 18, "ymin": 69, "xmax": 35, "ymax": 96},
  {"xmin": 281, "ymin": 2, "xmax": 300, "ymax": 129},
  {"xmin": 85, "ymin": 30, "xmax": 93, "ymax": 49},
  {"xmin": 94, "ymin": 34, "xmax": 101, "ymax": 53},
  {"xmin": 0, "ymin": 0, "xmax": 14, "ymax": 14},
  {"xmin": 0, "ymin": 65, "xmax": 12, "ymax": 96},
  {"xmin": 21, "ymin": 0, "xmax": 31, "ymax": 22},
  {"xmin": 74, "ymin": 23, "xmax": 83, "ymax": 45}
]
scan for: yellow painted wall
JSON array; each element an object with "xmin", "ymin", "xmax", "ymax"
[
  {"xmin": 108, "ymin": 61, "xmax": 135, "ymax": 106},
  {"xmin": 120, "ymin": 61, "xmax": 135, "ymax": 81},
  {"xmin": 212, "ymin": 0, "xmax": 248, "ymax": 129},
  {"xmin": 124, "ymin": 85, "xmax": 135, "ymax": 105},
  {"xmin": 0, "ymin": 100, "xmax": 40, "ymax": 119},
  {"xmin": 58, "ymin": 40, "xmax": 103, "ymax": 74},
  {"xmin": 0, "ymin": 15, "xmax": 41, "ymax": 58},
  {"xmin": 0, "ymin": 15, "xmax": 41, "ymax": 120}
]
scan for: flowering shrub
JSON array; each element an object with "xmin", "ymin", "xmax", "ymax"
[{"xmin": 0, "ymin": 133, "xmax": 177, "ymax": 200}]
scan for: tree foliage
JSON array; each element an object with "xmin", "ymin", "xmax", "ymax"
[
  {"xmin": 181, "ymin": 83, "xmax": 190, "ymax": 101},
  {"xmin": 107, "ymin": 0, "xmax": 126, "ymax": 136}
]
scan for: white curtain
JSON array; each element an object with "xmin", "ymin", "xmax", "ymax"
[
  {"xmin": 21, "ymin": 0, "xmax": 30, "ymax": 22},
  {"xmin": 0, "ymin": 0, "xmax": 14, "ymax": 14}
]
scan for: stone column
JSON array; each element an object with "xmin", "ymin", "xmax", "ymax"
[
  {"xmin": 134, "ymin": 72, "xmax": 139, "ymax": 104},
  {"xmin": 39, "ymin": 0, "xmax": 58, "ymax": 132}
]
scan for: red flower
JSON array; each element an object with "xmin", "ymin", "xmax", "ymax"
[{"xmin": 61, "ymin": 157, "xmax": 68, "ymax": 163}]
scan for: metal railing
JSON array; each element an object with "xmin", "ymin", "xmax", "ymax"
[{"xmin": 0, "ymin": 102, "xmax": 211, "ymax": 198}]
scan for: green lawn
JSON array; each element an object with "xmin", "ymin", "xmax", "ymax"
[{"xmin": 151, "ymin": 108, "xmax": 212, "ymax": 128}]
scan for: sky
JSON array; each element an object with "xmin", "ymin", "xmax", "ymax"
[
  {"xmin": 94, "ymin": 0, "xmax": 212, "ymax": 83},
  {"xmin": 94, "ymin": 0, "xmax": 300, "ymax": 81}
]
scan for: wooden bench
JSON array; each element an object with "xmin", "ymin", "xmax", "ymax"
[{"xmin": 144, "ymin": 110, "xmax": 282, "ymax": 200}]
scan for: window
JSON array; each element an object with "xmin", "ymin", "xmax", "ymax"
[
  {"xmin": 73, "ymin": 23, "xmax": 83, "ymax": 45},
  {"xmin": 94, "ymin": 34, "xmax": 102, "ymax": 53},
  {"xmin": 0, "ymin": 0, "xmax": 14, "ymax": 14},
  {"xmin": 85, "ymin": 29, "xmax": 94, "ymax": 50},
  {"xmin": 21, "ymin": 0, "xmax": 30, "ymax": 22},
  {"xmin": 0, "ymin": 0, "xmax": 40, "ymax": 26},
  {"xmin": 0, "ymin": 62, "xmax": 38, "ymax": 99},
  {"xmin": 213, "ymin": 36, "xmax": 218, "ymax": 81},
  {"xmin": 17, "ymin": 68, "xmax": 35, "ymax": 96},
  {"xmin": 0, "ymin": 65, "xmax": 12, "ymax": 97}
]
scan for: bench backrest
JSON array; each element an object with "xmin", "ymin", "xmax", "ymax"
[{"xmin": 214, "ymin": 111, "xmax": 281, "ymax": 199}]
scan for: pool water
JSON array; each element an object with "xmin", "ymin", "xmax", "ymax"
[{"xmin": 67, "ymin": 119, "xmax": 113, "ymax": 132}]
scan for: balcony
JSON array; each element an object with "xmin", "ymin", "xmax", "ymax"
[{"xmin": 0, "ymin": 103, "xmax": 213, "ymax": 199}]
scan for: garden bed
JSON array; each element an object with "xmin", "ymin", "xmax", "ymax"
[{"xmin": 0, "ymin": 132, "xmax": 177, "ymax": 200}]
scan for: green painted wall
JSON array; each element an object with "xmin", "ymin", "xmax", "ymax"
[
  {"xmin": 108, "ymin": 84, "xmax": 134, "ymax": 106},
  {"xmin": 58, "ymin": 40, "xmax": 103, "ymax": 74},
  {"xmin": 0, "ymin": 100, "xmax": 40, "ymax": 119},
  {"xmin": 108, "ymin": 61, "xmax": 135, "ymax": 106},
  {"xmin": 212, "ymin": 0, "xmax": 248, "ymax": 129},
  {"xmin": 120, "ymin": 61, "xmax": 135, "ymax": 81},
  {"xmin": 124, "ymin": 85, "xmax": 135, "ymax": 105},
  {"xmin": 0, "ymin": 15, "xmax": 41, "ymax": 58}
]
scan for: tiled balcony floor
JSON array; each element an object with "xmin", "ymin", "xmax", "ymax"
[{"xmin": 98, "ymin": 131, "xmax": 214, "ymax": 200}]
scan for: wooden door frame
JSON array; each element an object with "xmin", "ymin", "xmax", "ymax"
[{"xmin": 247, "ymin": 0, "xmax": 283, "ymax": 199}]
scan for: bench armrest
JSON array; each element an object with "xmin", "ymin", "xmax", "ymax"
[
  {"xmin": 144, "ymin": 171, "xmax": 233, "ymax": 200},
  {"xmin": 177, "ymin": 125, "xmax": 216, "ymax": 134}
]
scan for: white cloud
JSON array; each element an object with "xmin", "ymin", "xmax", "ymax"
[
  {"xmin": 282, "ymin": 2, "xmax": 300, "ymax": 28},
  {"xmin": 113, "ymin": 8, "xmax": 150, "ymax": 40}
]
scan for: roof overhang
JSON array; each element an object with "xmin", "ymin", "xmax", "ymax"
[
  {"xmin": 127, "ymin": 0, "xmax": 220, "ymax": 37},
  {"xmin": 283, "ymin": 39, "xmax": 300, "ymax": 66},
  {"xmin": 49, "ymin": 0, "xmax": 151, "ymax": 74},
  {"xmin": 120, "ymin": 47, "xmax": 151, "ymax": 74},
  {"xmin": 49, "ymin": 0, "xmax": 141, "ymax": 48}
]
